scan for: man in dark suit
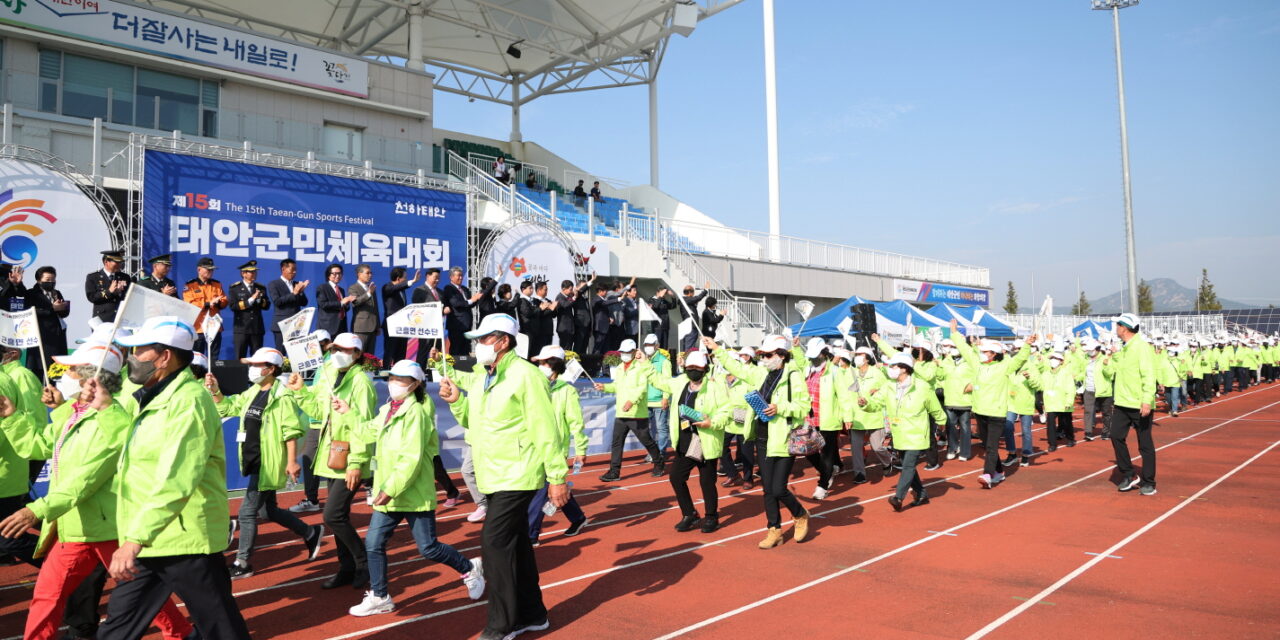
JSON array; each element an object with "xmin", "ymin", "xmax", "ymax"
[
  {"xmin": 316, "ymin": 263, "xmax": 355, "ymax": 339},
  {"xmin": 411, "ymin": 268, "xmax": 445, "ymax": 365},
  {"xmin": 679, "ymin": 283, "xmax": 709, "ymax": 351},
  {"xmin": 554, "ymin": 280, "xmax": 577, "ymax": 351},
  {"xmin": 25, "ymin": 266, "xmax": 69, "ymax": 377},
  {"xmin": 650, "ymin": 287, "xmax": 676, "ymax": 351},
  {"xmin": 134, "ymin": 254, "xmax": 179, "ymax": 297},
  {"xmin": 267, "ymin": 258, "xmax": 309, "ymax": 349},
  {"xmin": 621, "ymin": 287, "xmax": 640, "ymax": 343},
  {"xmin": 572, "ymin": 277, "xmax": 593, "ymax": 354},
  {"xmin": 591, "ymin": 284, "xmax": 615, "ymax": 356},
  {"xmin": 84, "ymin": 249, "xmax": 132, "ymax": 324},
  {"xmin": 441, "ymin": 266, "xmax": 482, "ymax": 357},
  {"xmin": 515, "ymin": 280, "xmax": 536, "ymax": 351},
  {"xmin": 529, "ymin": 280, "xmax": 556, "ymax": 356},
  {"xmin": 228, "ymin": 260, "xmax": 271, "ymax": 359},
  {"xmin": 348, "ymin": 263, "xmax": 379, "ymax": 355},
  {"xmin": 381, "ymin": 267, "xmax": 419, "ymax": 364}
]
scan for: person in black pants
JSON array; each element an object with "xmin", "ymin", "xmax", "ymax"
[
  {"xmin": 571, "ymin": 278, "xmax": 593, "ymax": 355},
  {"xmin": 434, "ymin": 455, "xmax": 461, "ymax": 506},
  {"xmin": 554, "ymin": 280, "xmax": 577, "ymax": 352},
  {"xmin": 590, "ymin": 284, "xmax": 614, "ymax": 357},
  {"xmin": 1110, "ymin": 314, "xmax": 1158, "ymax": 495},
  {"xmin": 267, "ymin": 258, "xmax": 309, "ymax": 350},
  {"xmin": 595, "ymin": 339, "xmax": 664, "ymax": 482},
  {"xmin": 656, "ymin": 352, "xmax": 722, "ymax": 533}
]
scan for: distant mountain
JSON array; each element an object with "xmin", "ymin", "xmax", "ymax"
[{"xmin": 1015, "ymin": 278, "xmax": 1249, "ymax": 314}]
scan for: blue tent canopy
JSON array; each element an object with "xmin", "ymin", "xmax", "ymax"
[
  {"xmin": 788, "ymin": 295, "xmax": 873, "ymax": 338},
  {"xmin": 932, "ymin": 303, "xmax": 1019, "ymax": 338},
  {"xmin": 1072, "ymin": 319, "xmax": 1114, "ymax": 338}
]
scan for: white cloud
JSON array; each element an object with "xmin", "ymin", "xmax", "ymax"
[
  {"xmin": 987, "ymin": 195, "xmax": 1087, "ymax": 216},
  {"xmin": 799, "ymin": 99, "xmax": 916, "ymax": 136}
]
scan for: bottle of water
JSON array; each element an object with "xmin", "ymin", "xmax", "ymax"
[
  {"xmin": 573, "ymin": 458, "xmax": 583, "ymax": 475},
  {"xmin": 541, "ymin": 481, "xmax": 573, "ymax": 516}
]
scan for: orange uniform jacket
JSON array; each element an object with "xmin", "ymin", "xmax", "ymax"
[{"xmin": 183, "ymin": 278, "xmax": 228, "ymax": 333}]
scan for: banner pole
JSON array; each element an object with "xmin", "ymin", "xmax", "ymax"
[
  {"xmin": 36, "ymin": 326, "xmax": 49, "ymax": 387},
  {"xmin": 95, "ymin": 284, "xmax": 135, "ymax": 380}
]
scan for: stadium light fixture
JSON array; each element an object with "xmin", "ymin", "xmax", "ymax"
[
  {"xmin": 506, "ymin": 40, "xmax": 524, "ymax": 58},
  {"xmin": 1092, "ymin": 0, "xmax": 1140, "ymax": 314}
]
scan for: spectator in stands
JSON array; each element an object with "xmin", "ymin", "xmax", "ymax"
[
  {"xmin": 590, "ymin": 181, "xmax": 603, "ymax": 202},
  {"xmin": 524, "ymin": 173, "xmax": 540, "ymax": 191},
  {"xmin": 573, "ymin": 180, "xmax": 588, "ymax": 207},
  {"xmin": 701, "ymin": 298, "xmax": 725, "ymax": 340},
  {"xmin": 493, "ymin": 157, "xmax": 510, "ymax": 184}
]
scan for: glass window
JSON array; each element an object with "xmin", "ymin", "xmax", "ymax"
[
  {"xmin": 62, "ymin": 53, "xmax": 134, "ymax": 125},
  {"xmin": 38, "ymin": 50, "xmax": 60, "ymax": 113},
  {"xmin": 323, "ymin": 122, "xmax": 363, "ymax": 161},
  {"xmin": 137, "ymin": 68, "xmax": 198, "ymax": 134}
]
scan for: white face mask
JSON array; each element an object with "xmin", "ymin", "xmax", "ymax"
[
  {"xmin": 643, "ymin": 346, "xmax": 656, "ymax": 356},
  {"xmin": 763, "ymin": 355, "xmax": 783, "ymax": 371},
  {"xmin": 539, "ymin": 364, "xmax": 554, "ymax": 379},
  {"xmin": 620, "ymin": 353, "xmax": 634, "ymax": 363},
  {"xmin": 387, "ymin": 381, "xmax": 414, "ymax": 401},
  {"xmin": 57, "ymin": 374, "xmax": 82, "ymax": 400},
  {"xmin": 854, "ymin": 355, "xmax": 868, "ymax": 367},
  {"xmin": 248, "ymin": 366, "xmax": 268, "ymax": 384},
  {"xmin": 330, "ymin": 351, "xmax": 355, "ymax": 369},
  {"xmin": 474, "ymin": 342, "xmax": 498, "ymax": 366},
  {"xmin": 1050, "ymin": 360, "xmax": 1062, "ymax": 369}
]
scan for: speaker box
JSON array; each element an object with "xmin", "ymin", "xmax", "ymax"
[
  {"xmin": 671, "ymin": 2, "xmax": 699, "ymax": 37},
  {"xmin": 212, "ymin": 360, "xmax": 250, "ymax": 396},
  {"xmin": 851, "ymin": 303, "xmax": 878, "ymax": 336}
]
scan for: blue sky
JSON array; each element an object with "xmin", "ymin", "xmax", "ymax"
[{"xmin": 434, "ymin": 0, "xmax": 1280, "ymax": 309}]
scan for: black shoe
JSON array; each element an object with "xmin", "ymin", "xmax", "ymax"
[
  {"xmin": 1048, "ymin": 445, "xmax": 1057, "ymax": 453},
  {"xmin": 674, "ymin": 514, "xmax": 700, "ymax": 532},
  {"xmin": 884, "ymin": 466, "xmax": 898, "ymax": 477},
  {"xmin": 911, "ymin": 493, "xmax": 930, "ymax": 507},
  {"xmin": 1002, "ymin": 454, "xmax": 1017, "ymax": 466},
  {"xmin": 1085, "ymin": 434, "xmax": 1096, "ymax": 442},
  {"xmin": 351, "ymin": 568, "xmax": 369, "ymax": 590},
  {"xmin": 700, "ymin": 515, "xmax": 719, "ymax": 533},
  {"xmin": 563, "ymin": 517, "xmax": 589, "ymax": 537},
  {"xmin": 1065, "ymin": 440, "xmax": 1076, "ymax": 448},
  {"xmin": 600, "ymin": 471, "xmax": 621, "ymax": 482},
  {"xmin": 852, "ymin": 473, "xmax": 868, "ymax": 485},
  {"xmin": 924, "ymin": 463, "xmax": 941, "ymax": 471},
  {"xmin": 229, "ymin": 562, "xmax": 253, "ymax": 580},
  {"xmin": 321, "ymin": 572, "xmax": 354, "ymax": 589},
  {"xmin": 304, "ymin": 524, "xmax": 324, "ymax": 561},
  {"xmin": 1020, "ymin": 455, "xmax": 1030, "ymax": 466},
  {"xmin": 651, "ymin": 464, "xmax": 666, "ymax": 478},
  {"xmin": 888, "ymin": 496, "xmax": 904, "ymax": 512}
]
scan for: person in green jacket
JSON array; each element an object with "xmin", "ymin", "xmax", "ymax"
[
  {"xmin": 1041, "ymin": 352, "xmax": 1078, "ymax": 450},
  {"xmin": 937, "ymin": 338, "xmax": 976, "ymax": 461},
  {"xmin": 594, "ymin": 338, "xmax": 664, "ymax": 481},
  {"xmin": 287, "ymin": 332, "xmax": 376, "ymax": 590},
  {"xmin": 704, "ymin": 335, "xmax": 812, "ymax": 550},
  {"xmin": 1155, "ymin": 343, "xmax": 1184, "ymax": 417},
  {"xmin": 797, "ymin": 338, "xmax": 850, "ymax": 499},
  {"xmin": 875, "ymin": 334, "xmax": 945, "ymax": 471},
  {"xmin": 438, "ymin": 313, "xmax": 567, "ymax": 640},
  {"xmin": 209, "ymin": 347, "xmax": 324, "ymax": 579},
  {"xmin": 333, "ymin": 359, "xmax": 486, "ymax": 617},
  {"xmin": 0, "ymin": 343, "xmax": 196, "ymax": 640},
  {"xmin": 650, "ymin": 350, "xmax": 731, "ymax": 533},
  {"xmin": 1109, "ymin": 313, "xmax": 1158, "ymax": 495},
  {"xmin": 1, "ymin": 346, "xmax": 49, "ymax": 487},
  {"xmin": 96, "ymin": 315, "xmax": 252, "ymax": 640},
  {"xmin": 527, "ymin": 346, "xmax": 590, "ymax": 542},
  {"xmin": 1005, "ymin": 352, "xmax": 1041, "ymax": 467},
  {"xmin": 950, "ymin": 319, "xmax": 1037, "ymax": 488},
  {"xmin": 641, "ymin": 334, "xmax": 673, "ymax": 459},
  {"xmin": 718, "ymin": 348, "xmax": 759, "ymax": 489},
  {"xmin": 1079, "ymin": 340, "xmax": 1116, "ymax": 441},
  {"xmin": 863, "ymin": 353, "xmax": 946, "ymax": 511},
  {"xmin": 844, "ymin": 346, "xmax": 891, "ymax": 484}
]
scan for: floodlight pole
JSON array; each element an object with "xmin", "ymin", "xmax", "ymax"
[
  {"xmin": 762, "ymin": 0, "xmax": 781, "ymax": 261},
  {"xmin": 1094, "ymin": 0, "xmax": 1140, "ymax": 315},
  {"xmin": 510, "ymin": 77, "xmax": 522, "ymax": 143},
  {"xmin": 649, "ymin": 78, "xmax": 660, "ymax": 188},
  {"xmin": 406, "ymin": 1, "xmax": 425, "ymax": 70}
]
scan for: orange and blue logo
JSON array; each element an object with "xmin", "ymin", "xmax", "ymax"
[
  {"xmin": 0, "ymin": 189, "xmax": 57, "ymax": 268},
  {"xmin": 508, "ymin": 257, "xmax": 527, "ymax": 278}
]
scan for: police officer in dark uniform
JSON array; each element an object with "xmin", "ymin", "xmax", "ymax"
[
  {"xmin": 134, "ymin": 254, "xmax": 179, "ymax": 297},
  {"xmin": 84, "ymin": 249, "xmax": 132, "ymax": 324},
  {"xmin": 228, "ymin": 260, "xmax": 271, "ymax": 359}
]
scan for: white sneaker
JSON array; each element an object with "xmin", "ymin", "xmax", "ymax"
[
  {"xmin": 467, "ymin": 506, "xmax": 487, "ymax": 523},
  {"xmin": 503, "ymin": 619, "xmax": 551, "ymax": 640},
  {"xmin": 349, "ymin": 591, "xmax": 394, "ymax": 617},
  {"xmin": 946, "ymin": 452, "xmax": 957, "ymax": 460},
  {"xmin": 462, "ymin": 558, "xmax": 486, "ymax": 600},
  {"xmin": 812, "ymin": 486, "xmax": 829, "ymax": 500},
  {"xmin": 993, "ymin": 472, "xmax": 1006, "ymax": 484},
  {"xmin": 978, "ymin": 473, "xmax": 992, "ymax": 488}
]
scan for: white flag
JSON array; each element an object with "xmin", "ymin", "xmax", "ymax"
[
  {"xmin": 795, "ymin": 299, "xmax": 815, "ymax": 319},
  {"xmin": 114, "ymin": 284, "xmax": 200, "ymax": 331},
  {"xmin": 1038, "ymin": 295, "xmax": 1054, "ymax": 317},
  {"xmin": 638, "ymin": 297, "xmax": 660, "ymax": 323},
  {"xmin": 203, "ymin": 313, "xmax": 223, "ymax": 342},
  {"xmin": 0, "ymin": 309, "xmax": 40, "ymax": 349},
  {"xmin": 284, "ymin": 331, "xmax": 326, "ymax": 372},
  {"xmin": 386, "ymin": 302, "xmax": 443, "ymax": 339},
  {"xmin": 678, "ymin": 317, "xmax": 698, "ymax": 351},
  {"xmin": 279, "ymin": 307, "xmax": 315, "ymax": 341},
  {"xmin": 563, "ymin": 359, "xmax": 586, "ymax": 384}
]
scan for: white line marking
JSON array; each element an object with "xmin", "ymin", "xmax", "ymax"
[{"xmin": 967, "ymin": 437, "xmax": 1280, "ymax": 639}]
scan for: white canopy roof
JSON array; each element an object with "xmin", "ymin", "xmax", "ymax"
[{"xmin": 139, "ymin": 0, "xmax": 743, "ymax": 105}]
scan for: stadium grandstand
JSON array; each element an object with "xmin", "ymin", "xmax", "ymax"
[{"xmin": 0, "ymin": 0, "xmax": 990, "ymax": 349}]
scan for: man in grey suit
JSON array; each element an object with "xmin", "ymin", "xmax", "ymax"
[{"xmin": 348, "ymin": 263, "xmax": 379, "ymax": 356}]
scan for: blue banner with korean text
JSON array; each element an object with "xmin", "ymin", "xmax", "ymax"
[{"xmin": 142, "ymin": 150, "xmax": 466, "ymax": 361}]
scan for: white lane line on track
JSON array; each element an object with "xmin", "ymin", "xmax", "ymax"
[
  {"xmin": 965, "ymin": 437, "xmax": 1280, "ymax": 639},
  {"xmin": 648, "ymin": 396, "xmax": 1280, "ymax": 640}
]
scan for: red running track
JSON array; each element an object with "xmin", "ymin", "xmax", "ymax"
[{"xmin": 2, "ymin": 383, "xmax": 1278, "ymax": 639}]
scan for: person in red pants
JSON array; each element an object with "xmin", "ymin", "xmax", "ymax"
[{"xmin": 0, "ymin": 344, "xmax": 194, "ymax": 640}]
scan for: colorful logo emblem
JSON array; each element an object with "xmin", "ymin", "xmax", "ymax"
[
  {"xmin": 0, "ymin": 188, "xmax": 58, "ymax": 268},
  {"xmin": 508, "ymin": 257, "xmax": 527, "ymax": 277}
]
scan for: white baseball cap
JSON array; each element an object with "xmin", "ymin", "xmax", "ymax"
[
  {"xmin": 832, "ymin": 348, "xmax": 852, "ymax": 361},
  {"xmin": 116, "ymin": 316, "xmax": 196, "ymax": 351},
  {"xmin": 314, "ymin": 329, "xmax": 332, "ymax": 343},
  {"xmin": 940, "ymin": 338, "xmax": 956, "ymax": 347},
  {"xmin": 737, "ymin": 347, "xmax": 756, "ymax": 360},
  {"xmin": 75, "ymin": 322, "xmax": 132, "ymax": 345},
  {"xmin": 855, "ymin": 346, "xmax": 876, "ymax": 358},
  {"xmin": 758, "ymin": 334, "xmax": 789, "ymax": 354},
  {"xmin": 979, "ymin": 339, "xmax": 1003, "ymax": 353},
  {"xmin": 685, "ymin": 351, "xmax": 709, "ymax": 368},
  {"xmin": 388, "ymin": 359, "xmax": 425, "ymax": 381},
  {"xmin": 886, "ymin": 353, "xmax": 915, "ymax": 369},
  {"xmin": 533, "ymin": 345, "xmax": 566, "ymax": 361},
  {"xmin": 1114, "ymin": 313, "xmax": 1140, "ymax": 330},
  {"xmin": 1049, "ymin": 352, "xmax": 1065, "ymax": 362},
  {"xmin": 54, "ymin": 343, "xmax": 124, "ymax": 374},
  {"xmin": 643, "ymin": 333, "xmax": 659, "ymax": 345},
  {"xmin": 332, "ymin": 333, "xmax": 363, "ymax": 352},
  {"xmin": 619, "ymin": 338, "xmax": 638, "ymax": 352},
  {"xmin": 192, "ymin": 352, "xmax": 209, "ymax": 369},
  {"xmin": 241, "ymin": 347, "xmax": 284, "ymax": 367},
  {"xmin": 465, "ymin": 313, "xmax": 517, "ymax": 340},
  {"xmin": 804, "ymin": 337, "xmax": 829, "ymax": 359}
]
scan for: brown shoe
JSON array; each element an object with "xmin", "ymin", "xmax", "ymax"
[
  {"xmin": 792, "ymin": 511, "xmax": 811, "ymax": 542},
  {"xmin": 721, "ymin": 477, "xmax": 742, "ymax": 488},
  {"xmin": 758, "ymin": 527, "xmax": 784, "ymax": 549}
]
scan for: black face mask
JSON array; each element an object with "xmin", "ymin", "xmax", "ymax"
[
  {"xmin": 686, "ymin": 369, "xmax": 706, "ymax": 382},
  {"xmin": 40, "ymin": 282, "xmax": 57, "ymax": 291},
  {"xmin": 810, "ymin": 357, "xmax": 825, "ymax": 368}
]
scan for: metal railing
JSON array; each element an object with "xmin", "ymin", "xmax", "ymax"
[
  {"xmin": 993, "ymin": 313, "xmax": 1226, "ymax": 337},
  {"xmin": 466, "ymin": 152, "xmax": 550, "ymax": 190},
  {"xmin": 447, "ymin": 150, "xmax": 554, "ymax": 226}
]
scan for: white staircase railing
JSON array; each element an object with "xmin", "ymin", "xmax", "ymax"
[{"xmin": 447, "ymin": 150, "xmax": 553, "ymax": 224}]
